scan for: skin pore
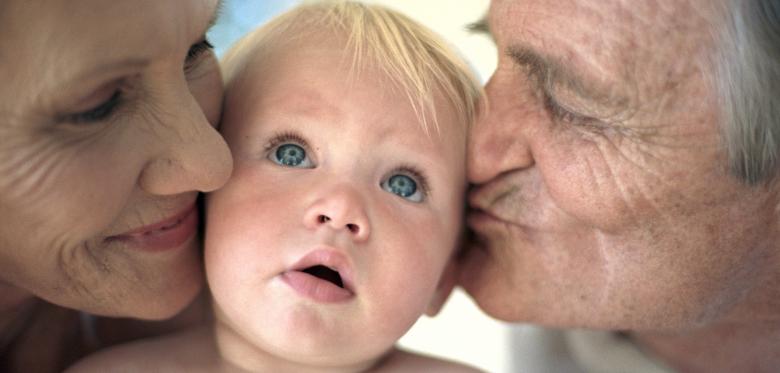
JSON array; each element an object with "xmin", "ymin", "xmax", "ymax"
[{"xmin": 460, "ymin": 0, "xmax": 780, "ymax": 371}]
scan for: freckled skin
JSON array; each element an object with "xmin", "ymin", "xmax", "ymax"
[
  {"xmin": 461, "ymin": 0, "xmax": 780, "ymax": 369},
  {"xmin": 0, "ymin": 0, "xmax": 232, "ymax": 319}
]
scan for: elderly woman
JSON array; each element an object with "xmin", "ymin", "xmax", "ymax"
[{"xmin": 0, "ymin": 0, "xmax": 233, "ymax": 370}]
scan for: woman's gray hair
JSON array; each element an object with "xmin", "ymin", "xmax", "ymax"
[{"xmin": 716, "ymin": 0, "xmax": 780, "ymax": 184}]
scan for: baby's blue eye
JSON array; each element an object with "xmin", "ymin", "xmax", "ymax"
[
  {"xmin": 388, "ymin": 175, "xmax": 416, "ymax": 197},
  {"xmin": 381, "ymin": 174, "xmax": 423, "ymax": 202},
  {"xmin": 271, "ymin": 143, "xmax": 313, "ymax": 168}
]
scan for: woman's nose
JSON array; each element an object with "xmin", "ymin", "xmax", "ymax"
[
  {"xmin": 303, "ymin": 185, "xmax": 370, "ymax": 242},
  {"xmin": 467, "ymin": 73, "xmax": 535, "ymax": 184},
  {"xmin": 138, "ymin": 87, "xmax": 233, "ymax": 195}
]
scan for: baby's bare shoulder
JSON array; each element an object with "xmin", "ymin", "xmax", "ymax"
[{"xmin": 65, "ymin": 326, "xmax": 216, "ymax": 373}]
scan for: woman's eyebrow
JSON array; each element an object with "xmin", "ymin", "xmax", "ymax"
[{"xmin": 204, "ymin": 0, "xmax": 224, "ymax": 33}]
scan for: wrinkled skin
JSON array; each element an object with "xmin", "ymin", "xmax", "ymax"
[
  {"xmin": 0, "ymin": 0, "xmax": 232, "ymax": 319},
  {"xmin": 461, "ymin": 0, "xmax": 780, "ymax": 337}
]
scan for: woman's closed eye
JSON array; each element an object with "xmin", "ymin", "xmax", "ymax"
[
  {"xmin": 58, "ymin": 81, "xmax": 125, "ymax": 125},
  {"xmin": 184, "ymin": 38, "xmax": 215, "ymax": 74},
  {"xmin": 64, "ymin": 91, "xmax": 121, "ymax": 124},
  {"xmin": 56, "ymin": 38, "xmax": 213, "ymax": 126}
]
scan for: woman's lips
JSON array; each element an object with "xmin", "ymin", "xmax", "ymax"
[
  {"xmin": 107, "ymin": 204, "xmax": 198, "ymax": 253},
  {"xmin": 280, "ymin": 248, "xmax": 355, "ymax": 303}
]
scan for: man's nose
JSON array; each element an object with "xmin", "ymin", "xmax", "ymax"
[
  {"xmin": 468, "ymin": 74, "xmax": 535, "ymax": 184},
  {"xmin": 302, "ymin": 184, "xmax": 370, "ymax": 242}
]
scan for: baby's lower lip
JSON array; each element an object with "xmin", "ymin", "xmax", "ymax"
[{"xmin": 280, "ymin": 271, "xmax": 354, "ymax": 303}]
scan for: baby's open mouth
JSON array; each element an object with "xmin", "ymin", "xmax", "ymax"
[
  {"xmin": 282, "ymin": 248, "xmax": 355, "ymax": 302},
  {"xmin": 302, "ymin": 265, "xmax": 344, "ymax": 288}
]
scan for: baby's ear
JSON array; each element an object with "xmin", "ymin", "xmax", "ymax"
[{"xmin": 425, "ymin": 259, "xmax": 457, "ymax": 317}]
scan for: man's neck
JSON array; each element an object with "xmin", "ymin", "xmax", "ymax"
[
  {"xmin": 633, "ymin": 321, "xmax": 780, "ymax": 373},
  {"xmin": 0, "ymin": 283, "xmax": 36, "ymax": 354},
  {"xmin": 0, "ymin": 283, "xmax": 34, "ymax": 329},
  {"xmin": 0, "ymin": 281, "xmax": 32, "ymax": 309}
]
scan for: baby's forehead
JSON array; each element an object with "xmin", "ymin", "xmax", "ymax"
[
  {"xmin": 219, "ymin": 2, "xmax": 478, "ymax": 145},
  {"xmin": 223, "ymin": 51, "xmax": 464, "ymax": 163},
  {"xmin": 232, "ymin": 64, "xmax": 462, "ymax": 141},
  {"xmin": 226, "ymin": 36, "xmax": 388, "ymax": 108}
]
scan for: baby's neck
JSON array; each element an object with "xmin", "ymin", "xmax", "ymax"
[{"xmin": 213, "ymin": 320, "xmax": 386, "ymax": 373}]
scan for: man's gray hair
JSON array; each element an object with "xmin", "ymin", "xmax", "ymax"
[{"xmin": 717, "ymin": 1, "xmax": 780, "ymax": 184}]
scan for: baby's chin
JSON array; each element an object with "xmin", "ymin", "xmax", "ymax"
[
  {"xmin": 212, "ymin": 287, "xmax": 416, "ymax": 370},
  {"xmin": 214, "ymin": 311, "xmax": 397, "ymax": 372}
]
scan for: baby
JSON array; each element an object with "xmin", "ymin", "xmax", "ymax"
[{"xmin": 69, "ymin": 1, "xmax": 482, "ymax": 372}]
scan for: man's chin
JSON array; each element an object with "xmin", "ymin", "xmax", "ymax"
[
  {"xmin": 456, "ymin": 244, "xmax": 526, "ymax": 322},
  {"xmin": 456, "ymin": 242, "xmax": 486, "ymax": 290}
]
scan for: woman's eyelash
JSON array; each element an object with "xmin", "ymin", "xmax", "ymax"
[
  {"xmin": 186, "ymin": 38, "xmax": 214, "ymax": 61},
  {"xmin": 60, "ymin": 90, "xmax": 122, "ymax": 124},
  {"xmin": 394, "ymin": 165, "xmax": 431, "ymax": 197},
  {"xmin": 184, "ymin": 38, "xmax": 214, "ymax": 70}
]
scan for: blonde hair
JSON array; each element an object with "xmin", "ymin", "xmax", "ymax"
[{"xmin": 221, "ymin": 1, "xmax": 482, "ymax": 135}]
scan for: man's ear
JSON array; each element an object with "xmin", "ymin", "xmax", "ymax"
[{"xmin": 425, "ymin": 259, "xmax": 458, "ymax": 317}]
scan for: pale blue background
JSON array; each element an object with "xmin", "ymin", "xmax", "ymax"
[{"xmin": 208, "ymin": 0, "xmax": 297, "ymax": 57}]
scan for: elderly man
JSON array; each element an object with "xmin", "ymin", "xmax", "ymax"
[{"xmin": 460, "ymin": 0, "xmax": 779, "ymax": 372}]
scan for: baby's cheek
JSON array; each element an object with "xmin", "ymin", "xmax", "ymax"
[{"xmin": 369, "ymin": 278, "xmax": 432, "ymax": 344}]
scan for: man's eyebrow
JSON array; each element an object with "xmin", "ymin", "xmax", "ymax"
[
  {"xmin": 507, "ymin": 45, "xmax": 623, "ymax": 108},
  {"xmin": 467, "ymin": 16, "xmax": 493, "ymax": 42}
]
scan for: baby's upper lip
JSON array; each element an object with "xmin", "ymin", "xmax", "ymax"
[{"xmin": 288, "ymin": 247, "xmax": 356, "ymax": 293}]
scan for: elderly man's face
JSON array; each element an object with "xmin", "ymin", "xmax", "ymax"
[{"xmin": 461, "ymin": 0, "xmax": 780, "ymax": 330}]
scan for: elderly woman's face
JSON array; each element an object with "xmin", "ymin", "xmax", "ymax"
[{"xmin": 0, "ymin": 0, "xmax": 232, "ymax": 318}]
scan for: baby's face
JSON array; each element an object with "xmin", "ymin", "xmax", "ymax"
[{"xmin": 206, "ymin": 37, "xmax": 466, "ymax": 366}]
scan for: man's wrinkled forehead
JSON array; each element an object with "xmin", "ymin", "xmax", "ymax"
[
  {"xmin": 486, "ymin": 0, "xmax": 717, "ymax": 41},
  {"xmin": 485, "ymin": 0, "xmax": 718, "ymax": 90}
]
